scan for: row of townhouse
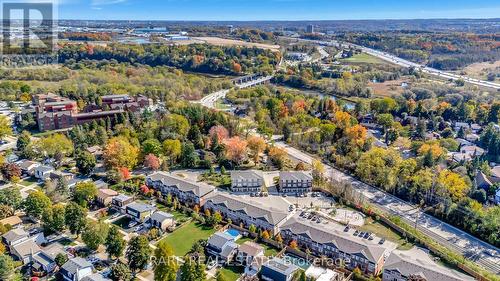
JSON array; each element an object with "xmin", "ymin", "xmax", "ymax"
[
  {"xmin": 203, "ymin": 192, "xmax": 292, "ymax": 235},
  {"xmin": 146, "ymin": 171, "xmax": 216, "ymax": 206},
  {"xmin": 279, "ymin": 215, "xmax": 389, "ymax": 275},
  {"xmin": 230, "ymin": 170, "xmax": 313, "ymax": 194}
]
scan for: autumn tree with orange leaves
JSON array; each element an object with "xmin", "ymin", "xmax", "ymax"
[
  {"xmin": 209, "ymin": 125, "xmax": 229, "ymax": 143},
  {"xmin": 224, "ymin": 136, "xmax": 248, "ymax": 165}
]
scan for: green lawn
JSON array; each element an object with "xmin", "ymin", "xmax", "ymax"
[
  {"xmin": 341, "ymin": 53, "xmax": 385, "ymax": 64},
  {"xmin": 18, "ymin": 177, "xmax": 38, "ymax": 187},
  {"xmin": 160, "ymin": 221, "xmax": 217, "ymax": 256},
  {"xmin": 112, "ymin": 216, "xmax": 132, "ymax": 229},
  {"xmin": 218, "ymin": 265, "xmax": 244, "ymax": 281}
]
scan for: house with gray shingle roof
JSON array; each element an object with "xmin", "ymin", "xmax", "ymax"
[
  {"xmin": 11, "ymin": 239, "xmax": 41, "ymax": 264},
  {"xmin": 383, "ymin": 247, "xmax": 475, "ymax": 281},
  {"xmin": 81, "ymin": 273, "xmax": 111, "ymax": 281},
  {"xmin": 279, "ymin": 215, "xmax": 390, "ymax": 275},
  {"xmin": 2, "ymin": 228, "xmax": 29, "ymax": 247},
  {"xmin": 60, "ymin": 257, "xmax": 93, "ymax": 281},
  {"xmin": 150, "ymin": 211, "xmax": 175, "ymax": 231},
  {"xmin": 204, "ymin": 192, "xmax": 291, "ymax": 234},
  {"xmin": 206, "ymin": 232, "xmax": 238, "ymax": 264},
  {"xmin": 34, "ymin": 165, "xmax": 55, "ymax": 180},
  {"xmin": 230, "ymin": 170, "xmax": 264, "ymax": 193},
  {"xmin": 279, "ymin": 171, "xmax": 313, "ymax": 194},
  {"xmin": 146, "ymin": 171, "xmax": 215, "ymax": 206}
]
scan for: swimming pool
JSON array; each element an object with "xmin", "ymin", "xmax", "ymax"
[
  {"xmin": 224, "ymin": 229, "xmax": 241, "ymax": 240},
  {"xmin": 283, "ymin": 253, "xmax": 311, "ymax": 270}
]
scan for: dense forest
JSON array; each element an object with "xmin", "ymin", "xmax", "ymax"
[{"xmin": 57, "ymin": 43, "xmax": 281, "ymax": 75}]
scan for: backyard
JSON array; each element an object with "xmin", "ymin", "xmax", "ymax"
[
  {"xmin": 160, "ymin": 221, "xmax": 217, "ymax": 256},
  {"xmin": 236, "ymin": 237, "xmax": 280, "ymax": 257}
]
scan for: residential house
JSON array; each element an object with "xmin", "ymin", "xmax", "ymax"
[
  {"xmin": 0, "ymin": 215, "xmax": 22, "ymax": 228},
  {"xmin": 465, "ymin": 133, "xmax": 480, "ymax": 143},
  {"xmin": 32, "ymin": 242, "xmax": 66, "ymax": 275},
  {"xmin": 383, "ymin": 247, "xmax": 475, "ymax": 281},
  {"xmin": 204, "ymin": 193, "xmax": 291, "ymax": 235},
  {"xmin": 34, "ymin": 165, "xmax": 55, "ymax": 180},
  {"xmin": 460, "ymin": 145, "xmax": 485, "ymax": 157},
  {"xmin": 150, "ymin": 211, "xmax": 175, "ymax": 231},
  {"xmin": 235, "ymin": 241, "xmax": 264, "ymax": 266},
  {"xmin": 454, "ymin": 122, "xmax": 470, "ymax": 133},
  {"xmin": 111, "ymin": 194, "xmax": 134, "ymax": 212},
  {"xmin": 82, "ymin": 273, "xmax": 112, "ymax": 281},
  {"xmin": 2, "ymin": 228, "xmax": 29, "ymax": 247},
  {"xmin": 261, "ymin": 257, "xmax": 299, "ymax": 281},
  {"xmin": 206, "ymin": 232, "xmax": 238, "ymax": 264},
  {"xmin": 230, "ymin": 170, "xmax": 264, "ymax": 193},
  {"xmin": 16, "ymin": 160, "xmax": 41, "ymax": 176},
  {"xmin": 86, "ymin": 146, "xmax": 103, "ymax": 159},
  {"xmin": 495, "ymin": 189, "xmax": 500, "ymax": 205},
  {"xmin": 11, "ymin": 239, "xmax": 41, "ymax": 264},
  {"xmin": 50, "ymin": 170, "xmax": 74, "ymax": 181},
  {"xmin": 125, "ymin": 202, "xmax": 156, "ymax": 222},
  {"xmin": 96, "ymin": 189, "xmax": 118, "ymax": 206},
  {"xmin": 94, "ymin": 179, "xmax": 108, "ymax": 189},
  {"xmin": 146, "ymin": 171, "xmax": 215, "ymax": 206},
  {"xmin": 279, "ymin": 214, "xmax": 391, "ymax": 275},
  {"xmin": 60, "ymin": 257, "xmax": 93, "ymax": 281},
  {"xmin": 279, "ymin": 171, "xmax": 313, "ymax": 194}
]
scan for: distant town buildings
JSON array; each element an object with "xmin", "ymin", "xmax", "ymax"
[{"xmin": 306, "ymin": 24, "xmax": 315, "ymax": 33}]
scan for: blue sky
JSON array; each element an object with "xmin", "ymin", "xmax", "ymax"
[{"xmin": 57, "ymin": 0, "xmax": 500, "ymax": 20}]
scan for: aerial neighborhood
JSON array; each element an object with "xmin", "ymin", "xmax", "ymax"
[{"xmin": 0, "ymin": 12, "xmax": 499, "ymax": 281}]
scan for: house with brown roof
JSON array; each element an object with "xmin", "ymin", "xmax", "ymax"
[
  {"xmin": 235, "ymin": 241, "xmax": 264, "ymax": 266},
  {"xmin": 96, "ymin": 189, "xmax": 118, "ymax": 206}
]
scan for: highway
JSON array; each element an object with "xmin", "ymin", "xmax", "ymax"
[{"xmin": 291, "ymin": 37, "xmax": 500, "ymax": 90}]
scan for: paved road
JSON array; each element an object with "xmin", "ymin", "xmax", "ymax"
[
  {"xmin": 289, "ymin": 37, "xmax": 500, "ymax": 90},
  {"xmin": 273, "ymin": 141, "xmax": 500, "ymax": 275},
  {"xmin": 196, "ymin": 75, "xmax": 274, "ymax": 109}
]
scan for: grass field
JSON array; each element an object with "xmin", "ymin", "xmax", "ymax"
[
  {"xmin": 160, "ymin": 221, "xmax": 217, "ymax": 256},
  {"xmin": 341, "ymin": 53, "xmax": 385, "ymax": 64},
  {"xmin": 218, "ymin": 265, "xmax": 244, "ymax": 281},
  {"xmin": 18, "ymin": 177, "xmax": 38, "ymax": 187}
]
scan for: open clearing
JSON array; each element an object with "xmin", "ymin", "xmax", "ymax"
[
  {"xmin": 367, "ymin": 78, "xmax": 410, "ymax": 97},
  {"xmin": 160, "ymin": 221, "xmax": 217, "ymax": 256},
  {"xmin": 341, "ymin": 53, "xmax": 386, "ymax": 64},
  {"xmin": 458, "ymin": 60, "xmax": 500, "ymax": 82},
  {"xmin": 193, "ymin": 37, "xmax": 281, "ymax": 51}
]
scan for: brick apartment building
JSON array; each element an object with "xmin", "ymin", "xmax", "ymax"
[{"xmin": 26, "ymin": 93, "xmax": 150, "ymax": 131}]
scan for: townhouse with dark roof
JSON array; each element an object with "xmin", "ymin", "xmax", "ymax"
[
  {"xmin": 279, "ymin": 215, "xmax": 393, "ymax": 275},
  {"xmin": 230, "ymin": 170, "xmax": 264, "ymax": 193},
  {"xmin": 279, "ymin": 171, "xmax": 313, "ymax": 194},
  {"xmin": 383, "ymin": 247, "xmax": 475, "ymax": 281},
  {"xmin": 203, "ymin": 192, "xmax": 291, "ymax": 235},
  {"xmin": 146, "ymin": 171, "xmax": 216, "ymax": 206}
]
